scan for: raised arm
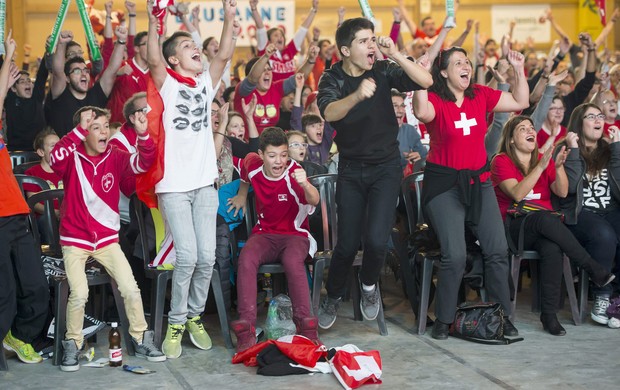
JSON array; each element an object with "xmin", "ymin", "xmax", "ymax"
[
  {"xmin": 293, "ymin": 167, "xmax": 320, "ymax": 206},
  {"xmin": 213, "ymin": 102, "xmax": 229, "ymax": 158},
  {"xmin": 249, "ymin": 0, "xmax": 267, "ymax": 51},
  {"xmin": 290, "ymin": 73, "xmax": 304, "ymax": 130},
  {"xmin": 242, "ymin": 94, "xmax": 259, "ymax": 139},
  {"xmin": 377, "ymin": 36, "xmax": 433, "ymax": 88},
  {"xmin": 0, "ymin": 32, "xmax": 17, "ymax": 107},
  {"xmin": 494, "ymin": 50, "xmax": 529, "ymax": 112},
  {"xmin": 451, "ymin": 19, "xmax": 474, "ymax": 49},
  {"xmin": 210, "ymin": 0, "xmax": 238, "ymax": 87},
  {"xmin": 427, "ymin": 21, "xmax": 452, "ymax": 63},
  {"xmin": 127, "ymin": 1, "xmax": 137, "ymax": 36},
  {"xmin": 99, "ymin": 25, "xmax": 128, "ymax": 96},
  {"xmin": 296, "ymin": 44, "xmax": 319, "ymax": 80},
  {"xmin": 246, "ymin": 44, "xmax": 275, "ymax": 85},
  {"xmin": 146, "ymin": 2, "xmax": 167, "ymax": 90},
  {"xmin": 398, "ymin": 0, "xmax": 418, "ymax": 38},
  {"xmin": 411, "ymin": 57, "xmax": 435, "ymax": 122},
  {"xmin": 594, "ymin": 8, "xmax": 619, "ymax": 47},
  {"xmin": 50, "ymin": 30, "xmax": 73, "ymax": 99}
]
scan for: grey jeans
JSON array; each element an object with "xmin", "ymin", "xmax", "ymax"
[{"xmin": 159, "ymin": 185, "xmax": 218, "ymax": 325}]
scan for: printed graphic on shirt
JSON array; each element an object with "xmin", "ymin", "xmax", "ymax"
[
  {"xmin": 172, "ymin": 86, "xmax": 209, "ymax": 131},
  {"xmin": 454, "ymin": 112, "xmax": 477, "ymax": 136},
  {"xmin": 101, "ymin": 173, "xmax": 114, "ymax": 193},
  {"xmin": 584, "ymin": 169, "xmax": 611, "ymax": 209},
  {"xmin": 523, "ymin": 190, "xmax": 542, "ymax": 200}
]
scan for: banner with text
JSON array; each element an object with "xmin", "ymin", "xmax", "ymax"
[
  {"xmin": 167, "ymin": 1, "xmax": 295, "ymax": 47},
  {"xmin": 491, "ymin": 4, "xmax": 550, "ymax": 44}
]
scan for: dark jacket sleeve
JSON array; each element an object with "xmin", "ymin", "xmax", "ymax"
[
  {"xmin": 34, "ymin": 55, "xmax": 50, "ymax": 102},
  {"xmin": 381, "ymin": 60, "xmax": 424, "ymax": 93},
  {"xmin": 317, "ymin": 69, "xmax": 341, "ymax": 120},
  {"xmin": 229, "ymin": 136, "xmax": 259, "ymax": 158},
  {"xmin": 561, "ymin": 71, "xmax": 595, "ymax": 126}
]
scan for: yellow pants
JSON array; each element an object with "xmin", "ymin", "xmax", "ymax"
[{"xmin": 62, "ymin": 244, "xmax": 147, "ymax": 348}]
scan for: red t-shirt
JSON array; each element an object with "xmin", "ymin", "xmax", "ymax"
[
  {"xmin": 537, "ymin": 126, "xmax": 567, "ymax": 149},
  {"xmin": 24, "ymin": 164, "xmax": 63, "ymax": 210},
  {"xmin": 241, "ymin": 153, "xmax": 315, "ymax": 241},
  {"xmin": 107, "ymin": 58, "xmax": 149, "ymax": 123},
  {"xmin": 425, "ymin": 85, "xmax": 502, "ymax": 182},
  {"xmin": 259, "ymin": 41, "xmax": 298, "ymax": 82},
  {"xmin": 491, "ymin": 153, "xmax": 556, "ymax": 219},
  {"xmin": 234, "ymin": 80, "xmax": 286, "ymax": 135}
]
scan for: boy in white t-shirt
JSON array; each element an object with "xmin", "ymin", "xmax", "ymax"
[{"xmin": 146, "ymin": 0, "xmax": 239, "ymax": 359}]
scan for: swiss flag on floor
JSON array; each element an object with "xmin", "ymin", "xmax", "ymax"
[
  {"xmin": 232, "ymin": 335, "xmax": 327, "ymax": 368},
  {"xmin": 329, "ymin": 345, "xmax": 383, "ymax": 390}
]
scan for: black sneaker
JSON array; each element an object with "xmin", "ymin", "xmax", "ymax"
[
  {"xmin": 60, "ymin": 339, "xmax": 80, "ymax": 372},
  {"xmin": 132, "ymin": 330, "xmax": 167, "ymax": 362},
  {"xmin": 503, "ymin": 318, "xmax": 519, "ymax": 337},
  {"xmin": 359, "ymin": 278, "xmax": 381, "ymax": 321},
  {"xmin": 318, "ymin": 297, "xmax": 341, "ymax": 329},
  {"xmin": 431, "ymin": 321, "xmax": 450, "ymax": 340}
]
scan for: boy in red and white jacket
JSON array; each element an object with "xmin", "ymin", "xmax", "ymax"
[{"xmin": 50, "ymin": 106, "xmax": 165, "ymax": 372}]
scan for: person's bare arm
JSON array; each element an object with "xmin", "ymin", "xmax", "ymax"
[
  {"xmin": 297, "ymin": 44, "xmax": 319, "ymax": 79},
  {"xmin": 246, "ymin": 44, "xmax": 275, "ymax": 85},
  {"xmin": 146, "ymin": 2, "xmax": 167, "ymax": 90},
  {"xmin": 99, "ymin": 26, "xmax": 128, "ymax": 96},
  {"xmin": 242, "ymin": 94, "xmax": 259, "ymax": 139},
  {"xmin": 126, "ymin": 1, "xmax": 137, "ymax": 36},
  {"xmin": 300, "ymin": 0, "xmax": 319, "ymax": 30},
  {"xmin": 213, "ymin": 102, "xmax": 229, "ymax": 157},
  {"xmin": 451, "ymin": 19, "xmax": 474, "ymax": 49},
  {"xmin": 378, "ymin": 36, "xmax": 433, "ymax": 88},
  {"xmin": 398, "ymin": 0, "xmax": 418, "ymax": 38},
  {"xmin": 249, "ymin": 0, "xmax": 267, "ymax": 51},
  {"xmin": 104, "ymin": 1, "xmax": 114, "ymax": 38},
  {"xmin": 50, "ymin": 30, "xmax": 74, "ymax": 99},
  {"xmin": 594, "ymin": 8, "xmax": 619, "ymax": 47},
  {"xmin": 210, "ymin": 0, "xmax": 238, "ymax": 87},
  {"xmin": 494, "ymin": 51, "xmax": 529, "ymax": 112},
  {"xmin": 0, "ymin": 32, "xmax": 17, "ymax": 108}
]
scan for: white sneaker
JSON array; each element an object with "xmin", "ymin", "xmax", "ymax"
[
  {"xmin": 591, "ymin": 297, "xmax": 611, "ymax": 325},
  {"xmin": 608, "ymin": 317, "xmax": 620, "ymax": 329}
]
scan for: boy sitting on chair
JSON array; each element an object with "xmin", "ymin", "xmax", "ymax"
[
  {"xmin": 228, "ymin": 127, "xmax": 320, "ymax": 352},
  {"xmin": 50, "ymin": 106, "xmax": 165, "ymax": 371}
]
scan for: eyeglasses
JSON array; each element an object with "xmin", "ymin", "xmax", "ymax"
[
  {"xmin": 548, "ymin": 107, "xmax": 565, "ymax": 112},
  {"xmin": 583, "ymin": 113, "xmax": 606, "ymax": 121},
  {"xmin": 69, "ymin": 67, "xmax": 89, "ymax": 75},
  {"xmin": 132, "ymin": 107, "xmax": 148, "ymax": 115},
  {"xmin": 210, "ymin": 110, "xmax": 219, "ymax": 116},
  {"xmin": 135, "ymin": 42, "xmax": 147, "ymax": 47},
  {"xmin": 288, "ymin": 142, "xmax": 308, "ymax": 149},
  {"xmin": 603, "ymin": 99, "xmax": 618, "ymax": 105}
]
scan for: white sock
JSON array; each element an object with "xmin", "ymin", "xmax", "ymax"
[{"xmin": 362, "ymin": 283, "xmax": 375, "ymax": 292}]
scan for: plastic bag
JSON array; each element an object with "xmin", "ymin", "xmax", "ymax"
[{"xmin": 265, "ymin": 294, "xmax": 296, "ymax": 340}]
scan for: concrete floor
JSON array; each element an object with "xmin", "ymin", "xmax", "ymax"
[{"xmin": 1, "ymin": 273, "xmax": 617, "ymax": 390}]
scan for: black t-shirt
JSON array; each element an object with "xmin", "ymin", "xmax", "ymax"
[
  {"xmin": 317, "ymin": 60, "xmax": 423, "ymax": 163},
  {"xmin": 4, "ymin": 61, "xmax": 49, "ymax": 151},
  {"xmin": 47, "ymin": 82, "xmax": 108, "ymax": 137}
]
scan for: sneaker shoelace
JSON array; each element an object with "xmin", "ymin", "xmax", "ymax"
[
  {"xmin": 170, "ymin": 326, "xmax": 184, "ymax": 341},
  {"xmin": 190, "ymin": 318, "xmax": 206, "ymax": 334},
  {"xmin": 363, "ymin": 288, "xmax": 379, "ymax": 305},
  {"xmin": 19, "ymin": 343, "xmax": 38, "ymax": 359},
  {"xmin": 321, "ymin": 300, "xmax": 338, "ymax": 315}
]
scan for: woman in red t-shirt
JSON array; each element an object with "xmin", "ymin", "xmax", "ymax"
[
  {"xmin": 491, "ymin": 115, "xmax": 614, "ymax": 335},
  {"xmin": 413, "ymin": 47, "xmax": 530, "ymax": 340},
  {"xmin": 537, "ymin": 95, "xmax": 567, "ymax": 150}
]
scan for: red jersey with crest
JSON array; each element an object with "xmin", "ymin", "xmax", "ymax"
[
  {"xmin": 491, "ymin": 153, "xmax": 556, "ymax": 219},
  {"xmin": 234, "ymin": 80, "xmax": 286, "ymax": 135},
  {"xmin": 425, "ymin": 85, "xmax": 502, "ymax": 182},
  {"xmin": 107, "ymin": 58, "xmax": 149, "ymax": 123},
  {"xmin": 241, "ymin": 153, "xmax": 316, "ymax": 255},
  {"xmin": 50, "ymin": 126, "xmax": 155, "ymax": 250},
  {"xmin": 258, "ymin": 41, "xmax": 298, "ymax": 82}
]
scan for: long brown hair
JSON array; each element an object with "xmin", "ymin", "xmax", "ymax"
[
  {"xmin": 567, "ymin": 103, "xmax": 610, "ymax": 176},
  {"xmin": 497, "ymin": 115, "xmax": 538, "ymax": 176}
]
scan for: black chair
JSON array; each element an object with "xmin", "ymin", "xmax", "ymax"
[
  {"xmin": 0, "ymin": 347, "xmax": 7, "ymax": 371},
  {"xmin": 309, "ymin": 174, "xmax": 388, "ymax": 335},
  {"xmin": 400, "ymin": 172, "xmax": 441, "ymax": 335},
  {"xmin": 9, "ymin": 151, "xmax": 39, "ymax": 168},
  {"xmin": 13, "ymin": 174, "xmax": 51, "ymax": 199},
  {"xmin": 131, "ymin": 195, "xmax": 234, "ymax": 349},
  {"xmin": 26, "ymin": 190, "xmax": 135, "ymax": 365},
  {"xmin": 13, "ymin": 161, "xmax": 40, "ymax": 174}
]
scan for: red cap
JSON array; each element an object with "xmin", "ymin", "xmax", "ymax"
[{"xmin": 304, "ymin": 91, "xmax": 318, "ymax": 110}]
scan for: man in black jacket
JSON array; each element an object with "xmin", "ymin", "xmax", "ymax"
[{"xmin": 316, "ymin": 17, "xmax": 432, "ymax": 329}]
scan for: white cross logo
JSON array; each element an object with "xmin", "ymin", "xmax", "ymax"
[
  {"xmin": 454, "ymin": 112, "xmax": 477, "ymax": 136},
  {"xmin": 524, "ymin": 190, "xmax": 541, "ymax": 200}
]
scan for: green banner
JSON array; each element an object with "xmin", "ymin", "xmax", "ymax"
[
  {"xmin": 48, "ymin": 0, "xmax": 71, "ymax": 55},
  {"xmin": 76, "ymin": 0, "xmax": 101, "ymax": 61}
]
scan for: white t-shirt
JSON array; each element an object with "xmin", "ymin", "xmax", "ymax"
[{"xmin": 155, "ymin": 72, "xmax": 220, "ymax": 193}]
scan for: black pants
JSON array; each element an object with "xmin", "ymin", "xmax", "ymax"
[
  {"xmin": 508, "ymin": 213, "xmax": 566, "ymax": 314},
  {"xmin": 0, "ymin": 215, "xmax": 50, "ymax": 343},
  {"xmin": 326, "ymin": 157, "xmax": 402, "ymax": 299}
]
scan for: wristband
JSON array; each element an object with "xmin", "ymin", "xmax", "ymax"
[
  {"xmin": 308, "ymin": 61, "xmax": 316, "ymax": 64},
  {"xmin": 129, "ymin": 14, "xmax": 136, "ymax": 17},
  {"xmin": 213, "ymin": 132, "xmax": 226, "ymax": 136},
  {"xmin": 116, "ymin": 40, "xmax": 126, "ymax": 45},
  {"xmin": 394, "ymin": 21, "xmax": 401, "ymax": 24}
]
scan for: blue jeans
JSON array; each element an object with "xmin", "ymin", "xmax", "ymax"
[
  {"xmin": 567, "ymin": 208, "xmax": 620, "ymax": 296},
  {"xmin": 159, "ymin": 185, "xmax": 218, "ymax": 324},
  {"xmin": 326, "ymin": 157, "xmax": 402, "ymax": 299}
]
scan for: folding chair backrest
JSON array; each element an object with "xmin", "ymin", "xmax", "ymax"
[
  {"xmin": 26, "ymin": 189, "xmax": 64, "ymax": 252},
  {"xmin": 9, "ymin": 151, "xmax": 40, "ymax": 168},
  {"xmin": 131, "ymin": 194, "xmax": 153, "ymax": 267},
  {"xmin": 400, "ymin": 171, "xmax": 425, "ymax": 233},
  {"xmin": 308, "ymin": 174, "xmax": 338, "ymax": 251},
  {"xmin": 243, "ymin": 190, "xmax": 258, "ymax": 238},
  {"xmin": 13, "ymin": 161, "xmax": 40, "ymax": 174},
  {"xmin": 14, "ymin": 174, "xmax": 51, "ymax": 199}
]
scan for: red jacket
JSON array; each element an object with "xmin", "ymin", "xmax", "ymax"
[{"xmin": 51, "ymin": 126, "xmax": 155, "ymax": 250}]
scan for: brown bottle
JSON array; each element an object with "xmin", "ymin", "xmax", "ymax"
[{"xmin": 108, "ymin": 322, "xmax": 122, "ymax": 367}]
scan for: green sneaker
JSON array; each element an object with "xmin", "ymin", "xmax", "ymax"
[
  {"xmin": 162, "ymin": 324, "xmax": 185, "ymax": 359},
  {"xmin": 186, "ymin": 316, "xmax": 212, "ymax": 350},
  {"xmin": 3, "ymin": 330, "xmax": 43, "ymax": 364}
]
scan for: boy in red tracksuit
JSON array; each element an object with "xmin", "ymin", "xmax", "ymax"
[{"xmin": 50, "ymin": 106, "xmax": 165, "ymax": 372}]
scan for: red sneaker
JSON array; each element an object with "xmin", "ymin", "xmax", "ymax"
[{"xmin": 231, "ymin": 320, "xmax": 256, "ymax": 353}]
